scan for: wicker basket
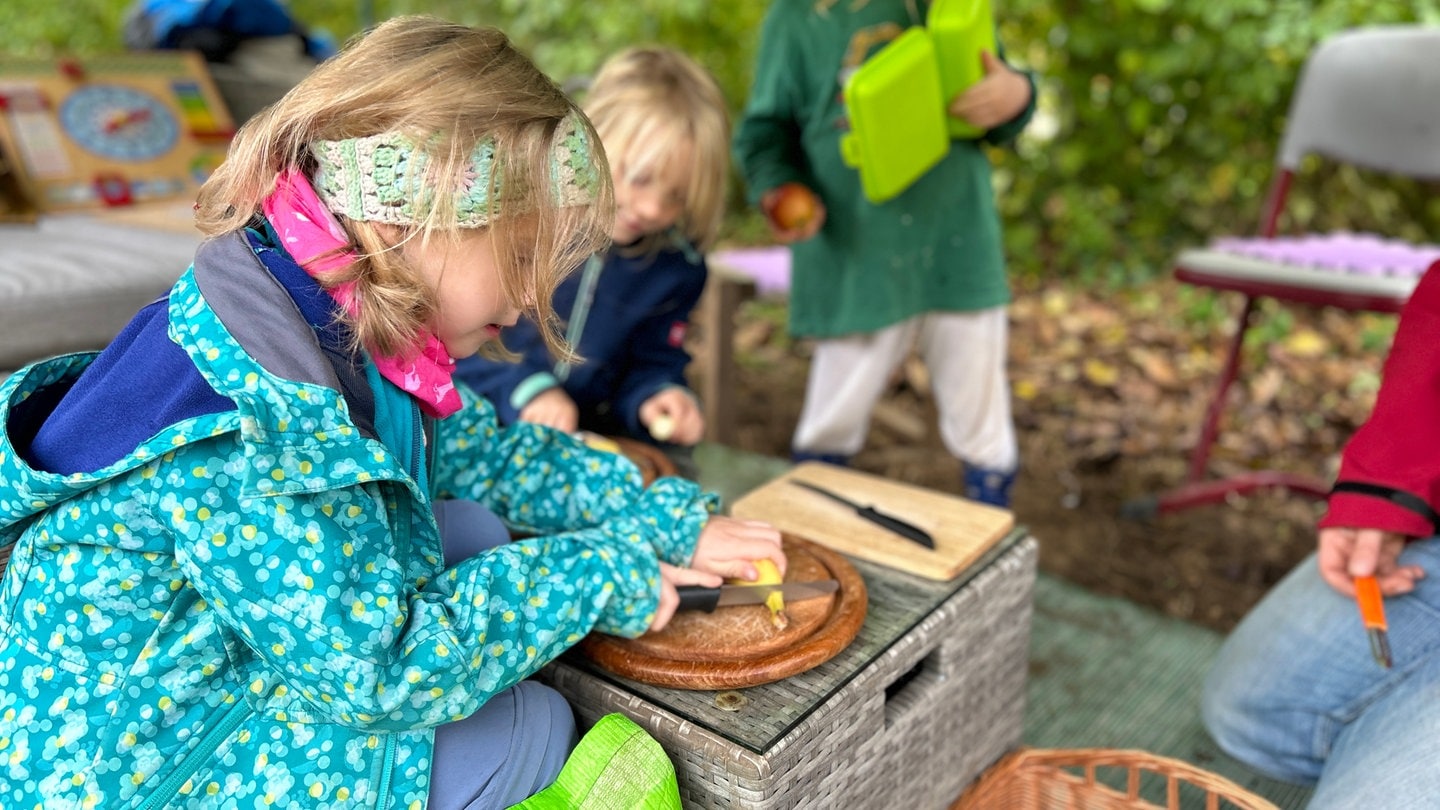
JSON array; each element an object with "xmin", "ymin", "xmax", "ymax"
[{"xmin": 952, "ymin": 747, "xmax": 1280, "ymax": 810}]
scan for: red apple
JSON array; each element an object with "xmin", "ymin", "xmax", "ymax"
[{"xmin": 771, "ymin": 183, "xmax": 819, "ymax": 231}]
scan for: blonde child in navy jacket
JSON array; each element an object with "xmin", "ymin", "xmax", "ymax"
[{"xmin": 457, "ymin": 47, "xmax": 731, "ymax": 468}]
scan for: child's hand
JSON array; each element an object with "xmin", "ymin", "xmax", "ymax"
[
  {"xmin": 649, "ymin": 562, "xmax": 723, "ymax": 633},
  {"xmin": 761, "ymin": 183, "xmax": 826, "ymax": 244},
  {"xmin": 640, "ymin": 388, "xmax": 704, "ymax": 445},
  {"xmin": 690, "ymin": 516, "xmax": 785, "ymax": 581},
  {"xmin": 947, "ymin": 50, "xmax": 1031, "ymax": 130},
  {"xmin": 519, "ymin": 388, "xmax": 579, "ymax": 433},
  {"xmin": 1317, "ymin": 526, "xmax": 1422, "ymax": 596}
]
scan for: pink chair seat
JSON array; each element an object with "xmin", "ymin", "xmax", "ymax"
[
  {"xmin": 1174, "ymin": 233, "xmax": 1438, "ymax": 306},
  {"xmin": 710, "ymin": 247, "xmax": 792, "ymax": 296},
  {"xmin": 1210, "ymin": 232, "xmax": 1440, "ymax": 278}
]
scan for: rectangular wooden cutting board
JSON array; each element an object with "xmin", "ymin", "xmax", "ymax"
[{"xmin": 730, "ymin": 462, "xmax": 1014, "ymax": 581}]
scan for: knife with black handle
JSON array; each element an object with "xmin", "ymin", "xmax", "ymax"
[
  {"xmin": 675, "ymin": 580, "xmax": 840, "ymax": 613},
  {"xmin": 790, "ymin": 480, "xmax": 936, "ymax": 549}
]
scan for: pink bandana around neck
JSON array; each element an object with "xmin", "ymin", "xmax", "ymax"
[{"xmin": 263, "ymin": 170, "xmax": 462, "ymax": 418}]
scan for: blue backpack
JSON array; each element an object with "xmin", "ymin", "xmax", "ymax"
[{"xmin": 123, "ymin": 0, "xmax": 335, "ymax": 63}]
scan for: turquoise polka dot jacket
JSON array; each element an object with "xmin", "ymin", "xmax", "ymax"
[{"xmin": 0, "ymin": 230, "xmax": 716, "ymax": 808}]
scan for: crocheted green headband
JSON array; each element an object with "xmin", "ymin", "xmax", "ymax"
[{"xmin": 310, "ymin": 112, "xmax": 600, "ymax": 227}]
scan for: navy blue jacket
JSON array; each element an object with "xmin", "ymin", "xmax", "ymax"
[{"xmin": 455, "ymin": 241, "xmax": 706, "ymax": 442}]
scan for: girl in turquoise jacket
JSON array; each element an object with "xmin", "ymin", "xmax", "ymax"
[{"xmin": 0, "ymin": 17, "xmax": 783, "ymax": 809}]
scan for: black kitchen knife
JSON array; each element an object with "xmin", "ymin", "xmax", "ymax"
[
  {"xmin": 675, "ymin": 580, "xmax": 840, "ymax": 613},
  {"xmin": 790, "ymin": 479, "xmax": 936, "ymax": 549}
]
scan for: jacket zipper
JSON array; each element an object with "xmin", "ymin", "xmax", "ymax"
[
  {"xmin": 409, "ymin": 399, "xmax": 429, "ymax": 495},
  {"xmin": 375, "ymin": 734, "xmax": 398, "ymax": 808},
  {"xmin": 553, "ymin": 253, "xmax": 604, "ymax": 383},
  {"xmin": 377, "ymin": 401, "xmax": 415, "ymax": 808},
  {"xmin": 138, "ymin": 699, "xmax": 251, "ymax": 810}
]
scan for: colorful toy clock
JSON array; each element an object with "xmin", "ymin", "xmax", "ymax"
[
  {"xmin": 0, "ymin": 52, "xmax": 234, "ymax": 212},
  {"xmin": 59, "ymin": 84, "xmax": 180, "ymax": 162}
]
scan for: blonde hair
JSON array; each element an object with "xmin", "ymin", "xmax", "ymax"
[
  {"xmin": 196, "ymin": 16, "xmax": 613, "ymax": 361},
  {"xmin": 583, "ymin": 46, "xmax": 729, "ymax": 254}
]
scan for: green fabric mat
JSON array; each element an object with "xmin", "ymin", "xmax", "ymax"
[{"xmin": 1025, "ymin": 572, "xmax": 1313, "ymax": 808}]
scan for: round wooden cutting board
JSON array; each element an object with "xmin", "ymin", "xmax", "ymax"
[
  {"xmin": 579, "ymin": 535, "xmax": 868, "ymax": 690},
  {"xmin": 611, "ymin": 437, "xmax": 677, "ymax": 487}
]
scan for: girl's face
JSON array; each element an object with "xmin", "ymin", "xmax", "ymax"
[
  {"xmin": 611, "ymin": 138, "xmax": 693, "ymax": 245},
  {"xmin": 388, "ymin": 226, "xmax": 522, "ymax": 359}
]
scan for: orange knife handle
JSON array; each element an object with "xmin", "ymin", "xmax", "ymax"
[{"xmin": 1355, "ymin": 575, "xmax": 1388, "ymax": 629}]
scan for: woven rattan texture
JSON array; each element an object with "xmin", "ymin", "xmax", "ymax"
[
  {"xmin": 953, "ymin": 747, "xmax": 1280, "ymax": 810},
  {"xmin": 543, "ymin": 535, "xmax": 1037, "ymax": 809},
  {"xmin": 555, "ymin": 530, "xmax": 1030, "ymax": 753}
]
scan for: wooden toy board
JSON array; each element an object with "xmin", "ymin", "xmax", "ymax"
[
  {"xmin": 0, "ymin": 135, "xmax": 41, "ymax": 223},
  {"xmin": 0, "ymin": 52, "xmax": 233, "ymax": 212}
]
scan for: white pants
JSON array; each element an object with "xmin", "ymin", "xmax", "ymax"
[{"xmin": 792, "ymin": 308, "xmax": 1017, "ymax": 471}]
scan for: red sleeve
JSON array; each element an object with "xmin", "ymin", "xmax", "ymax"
[{"xmin": 1320, "ymin": 260, "xmax": 1440, "ymax": 538}]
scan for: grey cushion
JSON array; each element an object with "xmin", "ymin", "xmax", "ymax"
[{"xmin": 0, "ymin": 215, "xmax": 201, "ymax": 369}]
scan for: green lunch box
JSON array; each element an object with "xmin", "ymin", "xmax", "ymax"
[
  {"xmin": 929, "ymin": 0, "xmax": 997, "ymax": 139},
  {"xmin": 840, "ymin": 26, "xmax": 949, "ymax": 204}
]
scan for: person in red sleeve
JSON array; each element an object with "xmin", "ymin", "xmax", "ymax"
[{"xmin": 1201, "ymin": 260, "xmax": 1440, "ymax": 809}]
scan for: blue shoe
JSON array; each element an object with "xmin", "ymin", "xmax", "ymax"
[
  {"xmin": 963, "ymin": 464, "xmax": 1017, "ymax": 508},
  {"xmin": 790, "ymin": 449, "xmax": 851, "ymax": 467}
]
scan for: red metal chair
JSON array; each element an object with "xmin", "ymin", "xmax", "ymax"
[{"xmin": 1129, "ymin": 26, "xmax": 1440, "ymax": 518}]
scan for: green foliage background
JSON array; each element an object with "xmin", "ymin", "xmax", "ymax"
[
  {"xmin": 7, "ymin": 0, "xmax": 1440, "ymax": 282},
  {"xmin": 996, "ymin": 0, "xmax": 1440, "ymax": 285}
]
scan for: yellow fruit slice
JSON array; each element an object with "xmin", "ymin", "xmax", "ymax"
[
  {"xmin": 728, "ymin": 558, "xmax": 788, "ymax": 630},
  {"xmin": 578, "ymin": 432, "xmax": 621, "ymax": 454},
  {"xmin": 649, "ymin": 414, "xmax": 676, "ymax": 442}
]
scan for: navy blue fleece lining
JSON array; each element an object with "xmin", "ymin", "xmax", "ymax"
[
  {"xmin": 22, "ymin": 226, "xmax": 369, "ymax": 475},
  {"xmin": 21, "ymin": 297, "xmax": 236, "ymax": 475}
]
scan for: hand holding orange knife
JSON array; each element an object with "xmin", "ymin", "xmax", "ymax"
[{"xmin": 1354, "ymin": 575, "xmax": 1392, "ymax": 669}]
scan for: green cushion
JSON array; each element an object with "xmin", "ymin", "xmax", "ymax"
[{"xmin": 507, "ymin": 714, "xmax": 681, "ymax": 810}]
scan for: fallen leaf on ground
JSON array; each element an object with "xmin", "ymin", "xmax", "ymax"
[
  {"xmin": 1083, "ymin": 358, "xmax": 1120, "ymax": 387},
  {"xmin": 1128, "ymin": 347, "xmax": 1181, "ymax": 389},
  {"xmin": 1282, "ymin": 329, "xmax": 1329, "ymax": 358}
]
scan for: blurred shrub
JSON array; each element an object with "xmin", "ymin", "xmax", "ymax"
[
  {"xmin": 994, "ymin": 0, "xmax": 1440, "ymax": 282},
  {"xmin": 10, "ymin": 0, "xmax": 1440, "ymax": 283}
]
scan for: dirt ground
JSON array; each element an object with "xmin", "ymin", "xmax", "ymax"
[{"xmin": 699, "ymin": 276, "xmax": 1395, "ymax": 633}]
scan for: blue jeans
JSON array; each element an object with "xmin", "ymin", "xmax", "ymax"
[{"xmin": 1202, "ymin": 539, "xmax": 1440, "ymax": 808}]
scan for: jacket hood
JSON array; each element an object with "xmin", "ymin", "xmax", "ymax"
[
  {"xmin": 0, "ymin": 354, "xmax": 122, "ymax": 545},
  {"xmin": 0, "ymin": 229, "xmax": 412, "ymax": 545}
]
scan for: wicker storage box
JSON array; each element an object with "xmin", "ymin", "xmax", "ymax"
[
  {"xmin": 953, "ymin": 747, "xmax": 1280, "ymax": 810},
  {"xmin": 543, "ymin": 535, "xmax": 1037, "ymax": 809}
]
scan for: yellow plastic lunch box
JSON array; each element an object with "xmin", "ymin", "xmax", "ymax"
[
  {"xmin": 930, "ymin": 0, "xmax": 997, "ymax": 139},
  {"xmin": 839, "ymin": 26, "xmax": 948, "ymax": 204},
  {"xmin": 838, "ymin": 0, "xmax": 997, "ymax": 203}
]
